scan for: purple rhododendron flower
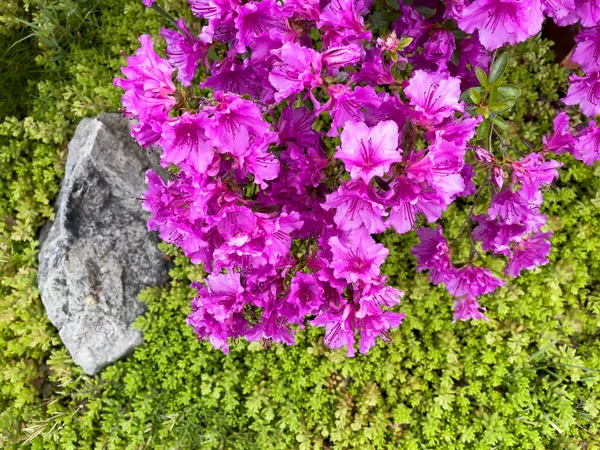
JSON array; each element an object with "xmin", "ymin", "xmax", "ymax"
[
  {"xmin": 542, "ymin": 0, "xmax": 576, "ymax": 21},
  {"xmin": 453, "ymin": 296, "xmax": 489, "ymax": 322},
  {"xmin": 423, "ymin": 29, "xmax": 456, "ymax": 65},
  {"xmin": 445, "ymin": 265, "xmax": 505, "ymax": 299},
  {"xmin": 543, "ymin": 112, "xmax": 576, "ymax": 154},
  {"xmin": 335, "ymin": 120, "xmax": 401, "ymax": 182},
  {"xmin": 323, "ymin": 179, "xmax": 388, "ymax": 233},
  {"xmin": 160, "ymin": 113, "xmax": 215, "ymax": 173},
  {"xmin": 116, "ymin": 0, "xmax": 600, "ymax": 356},
  {"xmin": 161, "ymin": 19, "xmax": 208, "ymax": 86},
  {"xmin": 234, "ymin": 0, "xmax": 287, "ymax": 53},
  {"xmin": 328, "ymin": 229, "xmax": 389, "ymax": 284},
  {"xmin": 564, "ymin": 71, "xmax": 600, "ymax": 118},
  {"xmin": 572, "ymin": 27, "xmax": 600, "ymax": 73},
  {"xmin": 511, "ymin": 153, "xmax": 561, "ymax": 199},
  {"xmin": 286, "ymin": 272, "xmax": 324, "ymax": 320},
  {"xmin": 573, "ymin": 120, "xmax": 600, "ymax": 165},
  {"xmin": 458, "ymin": 0, "xmax": 544, "ymax": 51},
  {"xmin": 317, "ymin": 0, "xmax": 371, "ymax": 47},
  {"xmin": 411, "ymin": 226, "xmax": 454, "ymax": 284},
  {"xmin": 405, "ymin": 70, "xmax": 463, "ymax": 126},
  {"xmin": 505, "ymin": 232, "xmax": 552, "ymax": 277},
  {"xmin": 269, "ymin": 42, "xmax": 323, "ymax": 103},
  {"xmin": 114, "ymin": 34, "xmax": 176, "ymax": 122}
]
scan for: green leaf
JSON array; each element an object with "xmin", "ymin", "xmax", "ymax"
[
  {"xmin": 498, "ymin": 84, "xmax": 522, "ymax": 99},
  {"xmin": 398, "ymin": 36, "xmax": 413, "ymax": 49},
  {"xmin": 475, "ymin": 106, "xmax": 489, "ymax": 118},
  {"xmin": 385, "ymin": 0, "xmax": 400, "ymax": 10},
  {"xmin": 415, "ymin": 6, "xmax": 436, "ymax": 19},
  {"xmin": 475, "ymin": 67, "xmax": 488, "ymax": 88},
  {"xmin": 489, "ymin": 101, "xmax": 509, "ymax": 112},
  {"xmin": 489, "ymin": 52, "xmax": 509, "ymax": 84},
  {"xmin": 477, "ymin": 119, "xmax": 491, "ymax": 140},
  {"xmin": 469, "ymin": 89, "xmax": 481, "ymax": 105},
  {"xmin": 459, "ymin": 89, "xmax": 472, "ymax": 103},
  {"xmin": 489, "ymin": 115, "xmax": 509, "ymax": 129},
  {"xmin": 368, "ymin": 11, "xmax": 397, "ymax": 31}
]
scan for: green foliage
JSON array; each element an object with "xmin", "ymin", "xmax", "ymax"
[{"xmin": 1, "ymin": 4, "xmax": 600, "ymax": 448}]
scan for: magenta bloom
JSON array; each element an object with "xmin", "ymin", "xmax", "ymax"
[
  {"xmin": 310, "ymin": 302, "xmax": 405, "ymax": 357},
  {"xmin": 572, "ymin": 27, "xmax": 600, "ymax": 73},
  {"xmin": 472, "ymin": 214, "xmax": 525, "ymax": 257},
  {"xmin": 573, "ymin": 120, "xmax": 600, "ymax": 165},
  {"xmin": 335, "ymin": 120, "xmax": 401, "ymax": 182},
  {"xmin": 282, "ymin": 0, "xmax": 320, "ymax": 20},
  {"xmin": 321, "ymin": 44, "xmax": 363, "ymax": 70},
  {"xmin": 564, "ymin": 71, "xmax": 600, "ymax": 118},
  {"xmin": 541, "ymin": 0, "xmax": 575, "ymax": 21},
  {"xmin": 310, "ymin": 303, "xmax": 357, "ymax": 356},
  {"xmin": 511, "ymin": 153, "xmax": 561, "ymax": 199},
  {"xmin": 445, "ymin": 265, "xmax": 505, "ymax": 299},
  {"xmin": 452, "ymin": 296, "xmax": 489, "ymax": 322},
  {"xmin": 114, "ymin": 35, "xmax": 176, "ymax": 121},
  {"xmin": 269, "ymin": 42, "xmax": 323, "ymax": 103},
  {"xmin": 234, "ymin": 0, "xmax": 286, "ymax": 53},
  {"xmin": 188, "ymin": 0, "xmax": 237, "ymax": 20},
  {"xmin": 286, "ymin": 272, "xmax": 324, "ymax": 319},
  {"xmin": 351, "ymin": 47, "xmax": 396, "ymax": 86},
  {"xmin": 206, "ymin": 93, "xmax": 272, "ymax": 150},
  {"xmin": 355, "ymin": 311, "xmax": 405, "ymax": 355},
  {"xmin": 161, "ymin": 19, "xmax": 207, "ymax": 86},
  {"xmin": 317, "ymin": 0, "xmax": 371, "ymax": 47},
  {"xmin": 323, "ymin": 180, "xmax": 388, "ymax": 234},
  {"xmin": 160, "ymin": 113, "xmax": 215, "ymax": 174},
  {"xmin": 201, "ymin": 55, "xmax": 261, "ymax": 97},
  {"xmin": 423, "ymin": 29, "xmax": 456, "ymax": 64},
  {"xmin": 328, "ymin": 229, "xmax": 389, "ymax": 284},
  {"xmin": 411, "ymin": 226, "xmax": 454, "ymax": 284},
  {"xmin": 355, "ymin": 283, "xmax": 404, "ymax": 319},
  {"xmin": 197, "ymin": 272, "xmax": 246, "ymax": 322},
  {"xmin": 322, "ymin": 85, "xmax": 381, "ymax": 137},
  {"xmin": 458, "ymin": 0, "xmax": 544, "ymax": 51},
  {"xmin": 543, "ymin": 112, "xmax": 576, "ymax": 154},
  {"xmin": 187, "ymin": 272, "xmax": 249, "ymax": 354},
  {"xmin": 506, "ymin": 232, "xmax": 552, "ymax": 277},
  {"xmin": 488, "ymin": 189, "xmax": 546, "ymax": 232},
  {"xmin": 277, "ymin": 106, "xmax": 321, "ymax": 146},
  {"xmin": 143, "ymin": 0, "xmax": 155, "ymax": 6},
  {"xmin": 387, "ymin": 178, "xmax": 445, "ymax": 235},
  {"xmin": 405, "ymin": 70, "xmax": 463, "ymax": 126}
]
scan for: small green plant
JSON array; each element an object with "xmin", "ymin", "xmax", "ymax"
[{"xmin": 0, "ymin": 2, "xmax": 599, "ymax": 449}]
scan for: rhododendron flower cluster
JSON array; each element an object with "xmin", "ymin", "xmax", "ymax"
[{"xmin": 115, "ymin": 0, "xmax": 600, "ymax": 356}]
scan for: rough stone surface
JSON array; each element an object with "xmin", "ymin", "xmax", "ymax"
[{"xmin": 38, "ymin": 114, "xmax": 170, "ymax": 375}]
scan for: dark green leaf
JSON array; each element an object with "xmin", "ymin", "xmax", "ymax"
[
  {"xmin": 477, "ymin": 119, "xmax": 491, "ymax": 140},
  {"xmin": 398, "ymin": 37, "xmax": 413, "ymax": 49},
  {"xmin": 489, "ymin": 52, "xmax": 509, "ymax": 84},
  {"xmin": 415, "ymin": 6, "xmax": 436, "ymax": 19},
  {"xmin": 385, "ymin": 0, "xmax": 400, "ymax": 10},
  {"xmin": 475, "ymin": 67, "xmax": 488, "ymax": 88},
  {"xmin": 489, "ymin": 101, "xmax": 509, "ymax": 112},
  {"xmin": 498, "ymin": 84, "xmax": 522, "ymax": 99},
  {"xmin": 469, "ymin": 89, "xmax": 481, "ymax": 105},
  {"xmin": 489, "ymin": 115, "xmax": 509, "ymax": 129},
  {"xmin": 368, "ymin": 11, "xmax": 397, "ymax": 31}
]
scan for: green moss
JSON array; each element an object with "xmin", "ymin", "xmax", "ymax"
[{"xmin": 1, "ymin": 3, "xmax": 600, "ymax": 448}]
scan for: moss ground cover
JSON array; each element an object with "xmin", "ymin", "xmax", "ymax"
[{"xmin": 1, "ymin": 2, "xmax": 599, "ymax": 448}]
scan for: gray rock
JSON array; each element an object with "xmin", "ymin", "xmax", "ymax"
[{"xmin": 38, "ymin": 114, "xmax": 170, "ymax": 375}]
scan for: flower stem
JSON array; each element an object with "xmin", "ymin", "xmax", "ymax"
[{"xmin": 150, "ymin": 3, "xmax": 186, "ymax": 34}]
